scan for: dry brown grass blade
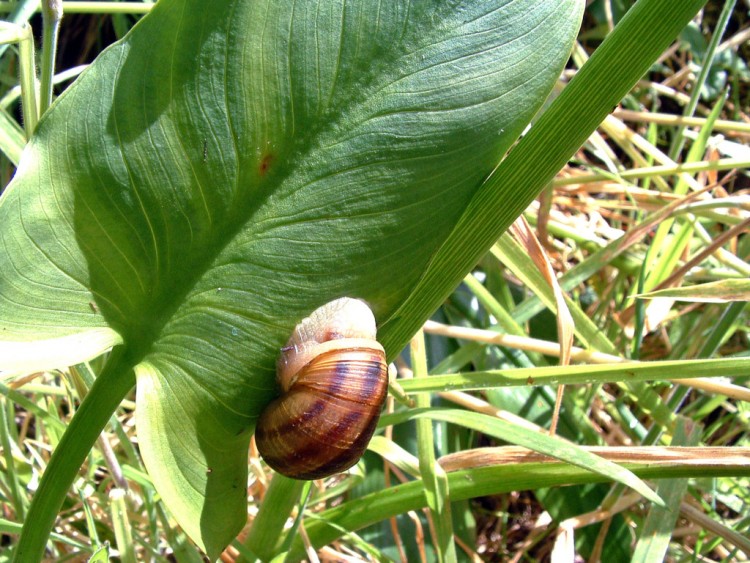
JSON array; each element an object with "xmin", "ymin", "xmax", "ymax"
[
  {"xmin": 679, "ymin": 502, "xmax": 750, "ymax": 556},
  {"xmin": 612, "ymin": 109, "xmax": 750, "ymax": 139},
  {"xmin": 509, "ymin": 217, "xmax": 574, "ymax": 436},
  {"xmin": 299, "ymin": 521, "xmax": 321, "ymax": 563},
  {"xmin": 637, "ymin": 278, "xmax": 750, "ymax": 303},
  {"xmin": 439, "ymin": 445, "xmax": 750, "ymax": 473},
  {"xmin": 509, "ymin": 216, "xmax": 575, "ymax": 368},
  {"xmin": 438, "ymin": 390, "xmax": 545, "ymax": 433},
  {"xmin": 423, "ymin": 320, "xmax": 621, "ymax": 363}
]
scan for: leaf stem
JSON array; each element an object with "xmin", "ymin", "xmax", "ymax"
[
  {"xmin": 40, "ymin": 0, "xmax": 63, "ymax": 114},
  {"xmin": 12, "ymin": 348, "xmax": 135, "ymax": 563},
  {"xmin": 241, "ymin": 474, "xmax": 305, "ymax": 562}
]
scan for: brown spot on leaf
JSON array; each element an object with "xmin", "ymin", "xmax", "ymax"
[{"xmin": 259, "ymin": 153, "xmax": 274, "ymax": 176}]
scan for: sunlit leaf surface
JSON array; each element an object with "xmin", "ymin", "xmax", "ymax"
[{"xmin": 0, "ymin": 0, "xmax": 583, "ymax": 555}]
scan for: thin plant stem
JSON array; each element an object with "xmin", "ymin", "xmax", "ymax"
[
  {"xmin": 552, "ymin": 157, "xmax": 749, "ymax": 186},
  {"xmin": 40, "ymin": 0, "xmax": 63, "ymax": 114},
  {"xmin": 668, "ymin": 0, "xmax": 737, "ymax": 159},
  {"xmin": 0, "ymin": 399, "xmax": 26, "ymax": 520},
  {"xmin": 613, "ymin": 109, "xmax": 750, "ymax": 135},
  {"xmin": 411, "ymin": 329, "xmax": 456, "ymax": 563},
  {"xmin": 17, "ymin": 23, "xmax": 38, "ymax": 137},
  {"xmin": 696, "ymin": 301, "xmax": 748, "ymax": 359},
  {"xmin": 0, "ymin": 1, "xmax": 155, "ymax": 14},
  {"xmin": 110, "ymin": 488, "xmax": 136, "ymax": 563},
  {"xmin": 12, "ymin": 349, "xmax": 135, "ymax": 563},
  {"xmin": 241, "ymin": 474, "xmax": 305, "ymax": 562}
]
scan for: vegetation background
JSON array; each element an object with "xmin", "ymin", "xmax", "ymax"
[{"xmin": 0, "ymin": 0, "xmax": 748, "ymax": 561}]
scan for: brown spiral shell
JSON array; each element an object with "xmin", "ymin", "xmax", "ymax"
[{"xmin": 255, "ymin": 298, "xmax": 388, "ymax": 480}]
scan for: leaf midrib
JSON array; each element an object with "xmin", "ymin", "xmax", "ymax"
[{"xmin": 122, "ymin": 0, "xmax": 494, "ymax": 357}]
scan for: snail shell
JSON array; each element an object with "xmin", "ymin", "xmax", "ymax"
[{"xmin": 255, "ymin": 298, "xmax": 388, "ymax": 480}]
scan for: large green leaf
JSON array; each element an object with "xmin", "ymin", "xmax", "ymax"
[{"xmin": 0, "ymin": 0, "xmax": 583, "ymax": 557}]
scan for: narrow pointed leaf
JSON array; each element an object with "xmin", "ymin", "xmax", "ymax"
[{"xmin": 636, "ymin": 279, "xmax": 750, "ymax": 303}]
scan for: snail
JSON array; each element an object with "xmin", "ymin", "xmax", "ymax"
[{"xmin": 255, "ymin": 297, "xmax": 389, "ymax": 480}]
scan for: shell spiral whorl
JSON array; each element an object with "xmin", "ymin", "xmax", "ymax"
[{"xmin": 255, "ymin": 298, "xmax": 388, "ymax": 480}]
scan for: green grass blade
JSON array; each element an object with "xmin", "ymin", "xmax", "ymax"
[
  {"xmin": 631, "ymin": 418, "xmax": 701, "ymax": 562},
  {"xmin": 396, "ymin": 358, "xmax": 750, "ymax": 394},
  {"xmin": 411, "ymin": 330, "xmax": 456, "ymax": 562},
  {"xmin": 668, "ymin": 0, "xmax": 737, "ymax": 158},
  {"xmin": 697, "ymin": 301, "xmax": 748, "ymax": 358},
  {"xmin": 0, "ymin": 518, "xmax": 89, "ymax": 550},
  {"xmin": 0, "ymin": 106, "xmax": 26, "ymax": 164},
  {"xmin": 378, "ymin": 0, "xmax": 708, "ymax": 355},
  {"xmin": 406, "ymin": 409, "xmax": 662, "ymax": 506},
  {"xmin": 0, "ymin": 399, "xmax": 26, "ymax": 520},
  {"xmin": 287, "ymin": 451, "xmax": 750, "ymax": 560},
  {"xmin": 643, "ymin": 92, "xmax": 728, "ymax": 297},
  {"xmin": 110, "ymin": 488, "xmax": 136, "ymax": 563},
  {"xmin": 242, "ymin": 475, "xmax": 305, "ymax": 562},
  {"xmin": 463, "ymin": 273, "xmax": 527, "ymax": 339}
]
